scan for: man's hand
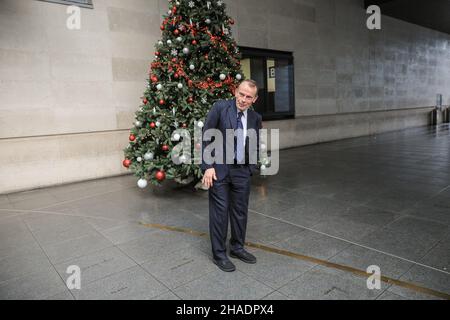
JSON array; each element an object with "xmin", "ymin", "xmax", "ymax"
[{"xmin": 202, "ymin": 168, "xmax": 217, "ymax": 188}]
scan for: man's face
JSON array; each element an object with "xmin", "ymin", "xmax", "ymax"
[{"xmin": 235, "ymin": 83, "xmax": 258, "ymax": 111}]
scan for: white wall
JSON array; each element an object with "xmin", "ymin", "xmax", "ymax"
[{"xmin": 1, "ymin": 0, "xmax": 449, "ymax": 193}]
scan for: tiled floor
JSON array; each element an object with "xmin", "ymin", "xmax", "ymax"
[{"xmin": 0, "ymin": 124, "xmax": 449, "ymax": 300}]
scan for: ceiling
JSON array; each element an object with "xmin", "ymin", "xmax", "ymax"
[{"xmin": 365, "ymin": 0, "xmax": 450, "ymax": 35}]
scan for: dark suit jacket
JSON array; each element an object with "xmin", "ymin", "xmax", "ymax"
[{"xmin": 201, "ymin": 99, "xmax": 263, "ymax": 181}]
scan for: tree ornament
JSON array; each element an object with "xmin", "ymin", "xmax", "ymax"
[
  {"xmin": 129, "ymin": 134, "xmax": 136, "ymax": 142},
  {"xmin": 155, "ymin": 170, "xmax": 166, "ymax": 181},
  {"xmin": 189, "ymin": 64, "xmax": 195, "ymax": 70},
  {"xmin": 144, "ymin": 152, "xmax": 154, "ymax": 160},
  {"xmin": 151, "ymin": 75, "xmax": 158, "ymax": 83},
  {"xmin": 183, "ymin": 47, "xmax": 190, "ymax": 54},
  {"xmin": 177, "ymin": 83, "xmax": 183, "ymax": 89},
  {"xmin": 159, "ymin": 99, "xmax": 165, "ymax": 105},
  {"xmin": 135, "ymin": 121, "xmax": 142, "ymax": 127},
  {"xmin": 192, "ymin": 40, "xmax": 197, "ymax": 45},
  {"xmin": 162, "ymin": 145, "xmax": 169, "ymax": 152},
  {"xmin": 137, "ymin": 157, "xmax": 142, "ymax": 162},
  {"xmin": 156, "ymin": 121, "xmax": 161, "ymax": 127},
  {"xmin": 173, "ymin": 133, "xmax": 181, "ymax": 141},
  {"xmin": 143, "ymin": 98, "xmax": 148, "ymax": 104},
  {"xmin": 236, "ymin": 74, "xmax": 242, "ymax": 80},
  {"xmin": 156, "ymin": 84, "xmax": 162, "ymax": 90},
  {"xmin": 219, "ymin": 73, "xmax": 226, "ymax": 80},
  {"xmin": 197, "ymin": 121, "xmax": 204, "ymax": 128},
  {"xmin": 150, "ymin": 122, "xmax": 156, "ymax": 128},
  {"xmin": 123, "ymin": 159, "xmax": 131, "ymax": 168},
  {"xmin": 137, "ymin": 179, "xmax": 148, "ymax": 189}
]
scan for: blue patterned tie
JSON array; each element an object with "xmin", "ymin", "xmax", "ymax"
[{"xmin": 236, "ymin": 111, "xmax": 244, "ymax": 163}]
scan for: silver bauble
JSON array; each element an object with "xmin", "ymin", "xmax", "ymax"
[
  {"xmin": 137, "ymin": 179, "xmax": 148, "ymax": 189},
  {"xmin": 144, "ymin": 152, "xmax": 154, "ymax": 160}
]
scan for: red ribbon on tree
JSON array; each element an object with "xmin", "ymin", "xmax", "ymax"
[{"xmin": 187, "ymin": 23, "xmax": 198, "ymax": 37}]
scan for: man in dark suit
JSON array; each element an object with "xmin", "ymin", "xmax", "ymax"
[{"xmin": 201, "ymin": 80, "xmax": 262, "ymax": 272}]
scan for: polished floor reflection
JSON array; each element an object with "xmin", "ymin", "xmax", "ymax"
[{"xmin": 0, "ymin": 124, "xmax": 449, "ymax": 300}]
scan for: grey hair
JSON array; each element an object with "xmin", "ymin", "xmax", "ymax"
[{"xmin": 239, "ymin": 79, "xmax": 259, "ymax": 96}]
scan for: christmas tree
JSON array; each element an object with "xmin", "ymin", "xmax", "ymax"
[{"xmin": 123, "ymin": 0, "xmax": 244, "ymax": 188}]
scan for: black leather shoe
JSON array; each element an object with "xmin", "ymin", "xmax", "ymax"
[
  {"xmin": 213, "ymin": 259, "xmax": 236, "ymax": 272},
  {"xmin": 230, "ymin": 249, "xmax": 257, "ymax": 264}
]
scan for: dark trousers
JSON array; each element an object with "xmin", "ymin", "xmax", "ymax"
[{"xmin": 208, "ymin": 165, "xmax": 251, "ymax": 261}]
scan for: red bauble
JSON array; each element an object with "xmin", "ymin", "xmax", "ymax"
[
  {"xmin": 172, "ymin": 58, "xmax": 177, "ymax": 63},
  {"xmin": 151, "ymin": 76, "xmax": 158, "ymax": 83},
  {"xmin": 150, "ymin": 122, "xmax": 156, "ymax": 128},
  {"xmin": 174, "ymin": 29, "xmax": 180, "ymax": 35},
  {"xmin": 207, "ymin": 77, "xmax": 212, "ymax": 82},
  {"xmin": 192, "ymin": 40, "xmax": 197, "ymax": 45},
  {"xmin": 155, "ymin": 51, "xmax": 160, "ymax": 56},
  {"xmin": 155, "ymin": 170, "xmax": 166, "ymax": 181},
  {"xmin": 188, "ymin": 97, "xmax": 194, "ymax": 103},
  {"xmin": 162, "ymin": 145, "xmax": 169, "ymax": 152},
  {"xmin": 204, "ymin": 54, "xmax": 208, "ymax": 60},
  {"xmin": 160, "ymin": 25, "xmax": 165, "ymax": 31},
  {"xmin": 123, "ymin": 159, "xmax": 131, "ymax": 168},
  {"xmin": 188, "ymin": 80, "xmax": 193, "ymax": 87},
  {"xmin": 172, "ymin": 7, "xmax": 177, "ymax": 14},
  {"xmin": 159, "ymin": 99, "xmax": 165, "ymax": 105},
  {"xmin": 229, "ymin": 19, "xmax": 235, "ymax": 25},
  {"xmin": 143, "ymin": 98, "xmax": 148, "ymax": 104},
  {"xmin": 129, "ymin": 134, "xmax": 136, "ymax": 142},
  {"xmin": 174, "ymin": 73, "xmax": 179, "ymax": 79}
]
